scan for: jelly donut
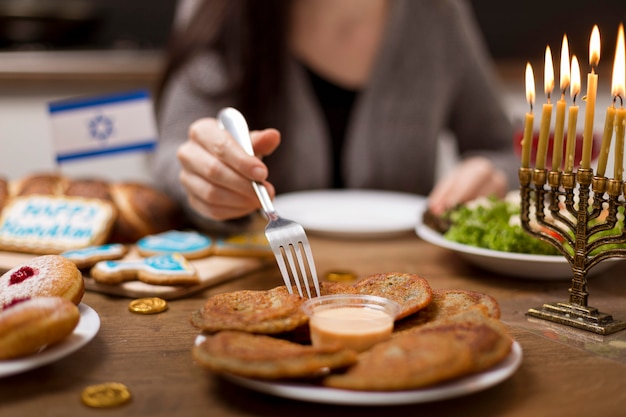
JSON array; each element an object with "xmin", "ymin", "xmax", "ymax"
[
  {"xmin": 0, "ymin": 297, "xmax": 80, "ymax": 359},
  {"xmin": 0, "ymin": 255, "xmax": 85, "ymax": 311}
]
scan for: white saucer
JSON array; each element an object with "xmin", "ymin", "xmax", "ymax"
[
  {"xmin": 273, "ymin": 189, "xmax": 427, "ymax": 239},
  {"xmin": 0, "ymin": 304, "xmax": 100, "ymax": 378}
]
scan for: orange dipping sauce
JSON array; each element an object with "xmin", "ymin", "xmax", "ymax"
[{"xmin": 301, "ymin": 294, "xmax": 401, "ymax": 352}]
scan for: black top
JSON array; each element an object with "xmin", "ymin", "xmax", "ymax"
[{"xmin": 304, "ymin": 66, "xmax": 359, "ymax": 188}]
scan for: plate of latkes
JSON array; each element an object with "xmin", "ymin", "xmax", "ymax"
[
  {"xmin": 0, "ymin": 304, "xmax": 100, "ymax": 378},
  {"xmin": 196, "ymin": 334, "xmax": 521, "ymax": 405}
]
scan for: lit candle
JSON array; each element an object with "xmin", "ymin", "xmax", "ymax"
[
  {"xmin": 596, "ymin": 104, "xmax": 616, "ymax": 177},
  {"xmin": 581, "ymin": 25, "xmax": 601, "ymax": 170},
  {"xmin": 536, "ymin": 46, "xmax": 554, "ymax": 170},
  {"xmin": 613, "ymin": 24, "xmax": 625, "ymax": 181},
  {"xmin": 616, "ymin": 108, "xmax": 626, "ymax": 180},
  {"xmin": 552, "ymin": 35, "xmax": 570, "ymax": 171},
  {"xmin": 521, "ymin": 62, "xmax": 535, "ymax": 168},
  {"xmin": 597, "ymin": 25, "xmax": 625, "ymax": 177},
  {"xmin": 565, "ymin": 56, "xmax": 581, "ymax": 173}
]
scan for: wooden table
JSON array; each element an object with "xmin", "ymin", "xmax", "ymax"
[{"xmin": 1, "ymin": 234, "xmax": 626, "ymax": 416}]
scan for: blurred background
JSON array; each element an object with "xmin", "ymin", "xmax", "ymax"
[{"xmin": 0, "ymin": 0, "xmax": 624, "ymax": 181}]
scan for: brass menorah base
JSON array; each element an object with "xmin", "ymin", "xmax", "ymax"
[
  {"xmin": 527, "ymin": 302, "xmax": 626, "ymax": 335},
  {"xmin": 520, "ymin": 167, "xmax": 626, "ymax": 335}
]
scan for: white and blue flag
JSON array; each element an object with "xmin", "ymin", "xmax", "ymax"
[{"xmin": 48, "ymin": 90, "xmax": 157, "ymax": 164}]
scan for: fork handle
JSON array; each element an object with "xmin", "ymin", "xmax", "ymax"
[{"xmin": 218, "ymin": 107, "xmax": 277, "ymax": 217}]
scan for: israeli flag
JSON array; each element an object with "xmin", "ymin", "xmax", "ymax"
[{"xmin": 48, "ymin": 90, "xmax": 157, "ymax": 164}]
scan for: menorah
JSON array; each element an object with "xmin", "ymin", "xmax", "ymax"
[{"xmin": 519, "ymin": 166, "xmax": 626, "ymax": 335}]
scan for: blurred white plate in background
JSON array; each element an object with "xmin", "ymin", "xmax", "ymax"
[{"xmin": 274, "ymin": 190, "xmax": 426, "ymax": 239}]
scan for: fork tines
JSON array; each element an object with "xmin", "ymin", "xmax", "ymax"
[{"xmin": 270, "ymin": 237, "xmax": 320, "ymax": 299}]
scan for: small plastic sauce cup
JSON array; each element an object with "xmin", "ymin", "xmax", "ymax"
[{"xmin": 301, "ymin": 294, "xmax": 401, "ymax": 352}]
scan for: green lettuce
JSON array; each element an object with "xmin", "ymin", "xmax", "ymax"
[{"xmin": 442, "ymin": 196, "xmax": 560, "ymax": 255}]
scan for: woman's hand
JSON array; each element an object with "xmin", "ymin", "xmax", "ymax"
[
  {"xmin": 427, "ymin": 156, "xmax": 507, "ymax": 216},
  {"xmin": 176, "ymin": 117, "xmax": 281, "ymax": 221}
]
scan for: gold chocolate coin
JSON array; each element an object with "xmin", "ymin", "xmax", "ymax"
[
  {"xmin": 129, "ymin": 297, "xmax": 168, "ymax": 314},
  {"xmin": 81, "ymin": 382, "xmax": 131, "ymax": 408},
  {"xmin": 326, "ymin": 271, "xmax": 357, "ymax": 282}
]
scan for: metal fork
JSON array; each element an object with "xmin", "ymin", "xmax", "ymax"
[{"xmin": 218, "ymin": 107, "xmax": 320, "ymax": 298}]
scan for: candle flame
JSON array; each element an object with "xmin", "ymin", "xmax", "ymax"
[
  {"xmin": 525, "ymin": 62, "xmax": 535, "ymax": 109},
  {"xmin": 589, "ymin": 25, "xmax": 601, "ymax": 68},
  {"xmin": 560, "ymin": 34, "xmax": 570, "ymax": 93},
  {"xmin": 544, "ymin": 45, "xmax": 554, "ymax": 99},
  {"xmin": 611, "ymin": 23, "xmax": 625, "ymax": 102},
  {"xmin": 571, "ymin": 55, "xmax": 581, "ymax": 101}
]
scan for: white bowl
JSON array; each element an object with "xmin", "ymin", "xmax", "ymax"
[
  {"xmin": 415, "ymin": 222, "xmax": 621, "ymax": 280},
  {"xmin": 301, "ymin": 294, "xmax": 401, "ymax": 352}
]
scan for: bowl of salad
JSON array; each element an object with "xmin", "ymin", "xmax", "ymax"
[{"xmin": 415, "ymin": 192, "xmax": 621, "ymax": 280}]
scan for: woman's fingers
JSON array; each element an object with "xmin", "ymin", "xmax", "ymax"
[
  {"xmin": 428, "ymin": 157, "xmax": 507, "ymax": 215},
  {"xmin": 188, "ymin": 118, "xmax": 269, "ymax": 182},
  {"xmin": 177, "ymin": 117, "xmax": 280, "ymax": 221}
]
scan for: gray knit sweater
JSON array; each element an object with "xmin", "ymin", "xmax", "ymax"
[{"xmin": 153, "ymin": 0, "xmax": 517, "ymax": 232}]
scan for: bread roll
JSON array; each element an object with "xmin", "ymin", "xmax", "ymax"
[
  {"xmin": 14, "ymin": 173, "xmax": 67, "ymax": 196},
  {"xmin": 64, "ymin": 178, "xmax": 113, "ymax": 201},
  {"xmin": 109, "ymin": 182, "xmax": 182, "ymax": 243}
]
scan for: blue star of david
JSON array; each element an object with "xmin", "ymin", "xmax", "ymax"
[{"xmin": 88, "ymin": 114, "xmax": 114, "ymax": 141}]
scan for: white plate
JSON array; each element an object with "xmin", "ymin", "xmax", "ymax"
[
  {"xmin": 0, "ymin": 304, "xmax": 100, "ymax": 378},
  {"xmin": 273, "ymin": 190, "xmax": 427, "ymax": 238},
  {"xmin": 220, "ymin": 341, "xmax": 522, "ymax": 405},
  {"xmin": 415, "ymin": 222, "xmax": 620, "ymax": 280}
]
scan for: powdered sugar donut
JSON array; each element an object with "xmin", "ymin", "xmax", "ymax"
[
  {"xmin": 0, "ymin": 297, "xmax": 80, "ymax": 359},
  {"xmin": 0, "ymin": 255, "xmax": 85, "ymax": 311}
]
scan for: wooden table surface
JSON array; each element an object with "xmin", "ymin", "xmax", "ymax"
[{"xmin": 1, "ymin": 234, "xmax": 626, "ymax": 417}]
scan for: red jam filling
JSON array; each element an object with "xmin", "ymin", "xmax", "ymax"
[
  {"xmin": 3, "ymin": 297, "xmax": 31, "ymax": 310},
  {"xmin": 9, "ymin": 266, "xmax": 36, "ymax": 285}
]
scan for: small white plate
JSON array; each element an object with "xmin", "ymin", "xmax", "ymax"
[
  {"xmin": 0, "ymin": 304, "xmax": 100, "ymax": 378},
  {"xmin": 415, "ymin": 222, "xmax": 620, "ymax": 280},
  {"xmin": 273, "ymin": 190, "xmax": 427, "ymax": 239},
  {"xmin": 220, "ymin": 341, "xmax": 522, "ymax": 405}
]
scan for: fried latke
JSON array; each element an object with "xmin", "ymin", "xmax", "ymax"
[
  {"xmin": 323, "ymin": 310, "xmax": 512, "ymax": 391},
  {"xmin": 193, "ymin": 330, "xmax": 358, "ymax": 379},
  {"xmin": 353, "ymin": 272, "xmax": 433, "ymax": 319},
  {"xmin": 393, "ymin": 289, "xmax": 501, "ymax": 334},
  {"xmin": 190, "ymin": 286, "xmax": 308, "ymax": 334}
]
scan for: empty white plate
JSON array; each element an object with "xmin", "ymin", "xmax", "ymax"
[{"xmin": 273, "ymin": 189, "xmax": 427, "ymax": 239}]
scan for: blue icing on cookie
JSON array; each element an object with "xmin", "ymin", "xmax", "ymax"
[
  {"xmin": 62, "ymin": 243, "xmax": 125, "ymax": 258},
  {"xmin": 144, "ymin": 253, "xmax": 193, "ymax": 272},
  {"xmin": 137, "ymin": 230, "xmax": 212, "ymax": 254},
  {"xmin": 0, "ymin": 196, "xmax": 113, "ymax": 247}
]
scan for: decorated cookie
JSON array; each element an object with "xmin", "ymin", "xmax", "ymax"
[
  {"xmin": 61, "ymin": 243, "xmax": 129, "ymax": 269},
  {"xmin": 136, "ymin": 230, "xmax": 213, "ymax": 259},
  {"xmin": 90, "ymin": 253, "xmax": 199, "ymax": 286},
  {"xmin": 212, "ymin": 231, "xmax": 273, "ymax": 257},
  {"xmin": 0, "ymin": 195, "xmax": 116, "ymax": 254}
]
